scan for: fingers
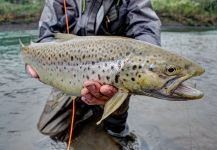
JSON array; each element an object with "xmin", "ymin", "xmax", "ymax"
[
  {"xmin": 81, "ymin": 88, "xmax": 107, "ymax": 105},
  {"xmin": 100, "ymin": 85, "xmax": 117, "ymax": 98},
  {"xmin": 84, "ymin": 80, "xmax": 102, "ymax": 98},
  {"xmin": 81, "ymin": 80, "xmax": 117, "ymax": 105}
]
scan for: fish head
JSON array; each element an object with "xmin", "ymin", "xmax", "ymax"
[{"xmin": 119, "ymin": 51, "xmax": 205, "ymax": 101}]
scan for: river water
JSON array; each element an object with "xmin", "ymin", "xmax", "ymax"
[{"xmin": 0, "ymin": 30, "xmax": 217, "ymax": 150}]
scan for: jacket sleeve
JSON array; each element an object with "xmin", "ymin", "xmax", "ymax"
[
  {"xmin": 125, "ymin": 0, "xmax": 161, "ymax": 46},
  {"xmin": 37, "ymin": 0, "xmax": 77, "ymax": 42}
]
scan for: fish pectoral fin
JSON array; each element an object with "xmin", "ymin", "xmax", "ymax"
[
  {"xmin": 96, "ymin": 90, "xmax": 129, "ymax": 125},
  {"xmin": 54, "ymin": 33, "xmax": 77, "ymax": 42}
]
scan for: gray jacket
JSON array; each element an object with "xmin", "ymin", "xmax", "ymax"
[{"xmin": 38, "ymin": 0, "xmax": 161, "ymax": 45}]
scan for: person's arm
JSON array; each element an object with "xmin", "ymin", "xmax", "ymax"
[
  {"xmin": 37, "ymin": 0, "xmax": 77, "ymax": 42},
  {"xmin": 125, "ymin": 0, "xmax": 161, "ymax": 46}
]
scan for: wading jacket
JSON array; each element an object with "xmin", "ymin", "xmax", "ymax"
[{"xmin": 37, "ymin": 0, "xmax": 161, "ymax": 138}]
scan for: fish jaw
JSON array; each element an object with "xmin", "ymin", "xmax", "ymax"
[{"xmin": 157, "ymin": 74, "xmax": 204, "ymax": 100}]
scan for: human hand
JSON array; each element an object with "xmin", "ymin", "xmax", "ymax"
[{"xmin": 81, "ymin": 80, "xmax": 117, "ymax": 105}]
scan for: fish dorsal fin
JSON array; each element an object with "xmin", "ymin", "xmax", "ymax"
[
  {"xmin": 54, "ymin": 33, "xmax": 77, "ymax": 42},
  {"xmin": 96, "ymin": 89, "xmax": 129, "ymax": 125}
]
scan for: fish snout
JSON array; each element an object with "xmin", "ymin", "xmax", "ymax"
[{"xmin": 194, "ymin": 64, "xmax": 205, "ymax": 76}]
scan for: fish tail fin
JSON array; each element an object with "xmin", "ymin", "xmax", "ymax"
[{"xmin": 19, "ymin": 39, "xmax": 25, "ymax": 48}]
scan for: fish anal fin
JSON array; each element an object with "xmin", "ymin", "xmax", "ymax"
[{"xmin": 96, "ymin": 89, "xmax": 129, "ymax": 125}]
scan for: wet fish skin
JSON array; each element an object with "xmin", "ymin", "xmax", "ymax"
[
  {"xmin": 20, "ymin": 34, "xmax": 204, "ymax": 99},
  {"xmin": 20, "ymin": 34, "xmax": 205, "ymax": 123}
]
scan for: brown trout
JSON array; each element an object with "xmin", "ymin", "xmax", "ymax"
[{"xmin": 20, "ymin": 33, "xmax": 205, "ymax": 124}]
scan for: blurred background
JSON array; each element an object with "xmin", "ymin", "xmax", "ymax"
[
  {"xmin": 0, "ymin": 0, "xmax": 217, "ymax": 150},
  {"xmin": 0, "ymin": 0, "xmax": 216, "ymax": 27}
]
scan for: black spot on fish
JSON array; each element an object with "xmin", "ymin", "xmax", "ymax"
[
  {"xmin": 105, "ymin": 63, "xmax": 107, "ymax": 67},
  {"xmin": 87, "ymin": 67, "xmax": 90, "ymax": 70},
  {"xmin": 71, "ymin": 56, "xmax": 73, "ymax": 61},
  {"xmin": 66, "ymin": 52, "xmax": 68, "ymax": 55},
  {"xmin": 131, "ymin": 78, "xmax": 135, "ymax": 81},
  {"xmin": 102, "ymin": 70, "xmax": 105, "ymax": 73},
  {"xmin": 106, "ymin": 76, "xmax": 110, "ymax": 81},
  {"xmin": 98, "ymin": 66, "xmax": 100, "ymax": 69},
  {"xmin": 59, "ymin": 54, "xmax": 61, "ymax": 57},
  {"xmin": 132, "ymin": 65, "xmax": 137, "ymax": 70},
  {"xmin": 126, "ymin": 73, "xmax": 129, "ymax": 76},
  {"xmin": 111, "ymin": 66, "xmax": 114, "ymax": 70},
  {"xmin": 86, "ymin": 75, "xmax": 89, "ymax": 80},
  {"xmin": 48, "ymin": 57, "xmax": 50, "ymax": 60},
  {"xmin": 92, "ymin": 61, "xmax": 95, "ymax": 65},
  {"xmin": 98, "ymin": 74, "xmax": 101, "ymax": 80},
  {"xmin": 138, "ymin": 74, "xmax": 141, "ymax": 78},
  {"xmin": 64, "ymin": 66, "xmax": 66, "ymax": 70},
  {"xmin": 126, "ymin": 52, "xmax": 130, "ymax": 56},
  {"xmin": 92, "ymin": 71, "xmax": 95, "ymax": 74},
  {"xmin": 74, "ymin": 74, "xmax": 76, "ymax": 77},
  {"xmin": 138, "ymin": 65, "xmax": 142, "ymax": 69},
  {"xmin": 115, "ymin": 74, "xmax": 120, "ymax": 83},
  {"xmin": 146, "ymin": 60, "xmax": 149, "ymax": 63},
  {"xmin": 82, "ymin": 55, "xmax": 85, "ymax": 59}
]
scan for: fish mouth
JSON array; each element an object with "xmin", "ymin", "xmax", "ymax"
[
  {"xmin": 25, "ymin": 64, "xmax": 40, "ymax": 80},
  {"xmin": 159, "ymin": 75, "xmax": 204, "ymax": 100},
  {"xmin": 140, "ymin": 75, "xmax": 204, "ymax": 101}
]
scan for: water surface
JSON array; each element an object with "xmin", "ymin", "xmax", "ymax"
[{"xmin": 0, "ymin": 30, "xmax": 217, "ymax": 150}]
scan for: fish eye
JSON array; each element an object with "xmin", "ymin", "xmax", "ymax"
[{"xmin": 165, "ymin": 65, "xmax": 177, "ymax": 75}]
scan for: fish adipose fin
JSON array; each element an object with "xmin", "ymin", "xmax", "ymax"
[
  {"xmin": 96, "ymin": 89, "xmax": 129, "ymax": 125},
  {"xmin": 54, "ymin": 33, "xmax": 77, "ymax": 42}
]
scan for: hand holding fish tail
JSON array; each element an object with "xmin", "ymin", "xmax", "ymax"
[{"xmin": 81, "ymin": 80, "xmax": 117, "ymax": 105}]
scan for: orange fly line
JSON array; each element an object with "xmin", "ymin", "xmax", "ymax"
[{"xmin": 63, "ymin": 0, "xmax": 75, "ymax": 150}]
